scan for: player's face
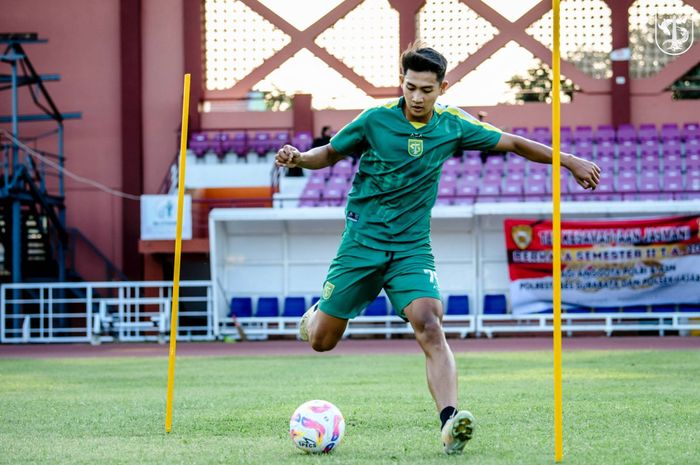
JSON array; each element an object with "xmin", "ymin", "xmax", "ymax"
[{"xmin": 400, "ymin": 70, "xmax": 448, "ymax": 123}]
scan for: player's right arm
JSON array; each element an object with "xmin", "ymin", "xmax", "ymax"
[{"xmin": 275, "ymin": 143, "xmax": 344, "ymax": 170}]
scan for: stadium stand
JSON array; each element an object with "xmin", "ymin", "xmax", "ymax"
[{"xmin": 267, "ymin": 122, "xmax": 700, "ymax": 206}]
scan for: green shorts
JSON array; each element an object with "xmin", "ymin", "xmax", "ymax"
[{"xmin": 318, "ymin": 233, "xmax": 441, "ymax": 320}]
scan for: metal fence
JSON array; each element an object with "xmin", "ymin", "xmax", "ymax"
[{"xmin": 1, "ymin": 281, "xmax": 214, "ymax": 344}]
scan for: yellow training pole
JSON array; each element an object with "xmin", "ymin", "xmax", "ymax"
[
  {"xmin": 551, "ymin": 1, "xmax": 563, "ymax": 462},
  {"xmin": 165, "ymin": 73, "xmax": 191, "ymax": 433}
]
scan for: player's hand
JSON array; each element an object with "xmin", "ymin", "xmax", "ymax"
[
  {"xmin": 565, "ymin": 154, "xmax": 601, "ymax": 190},
  {"xmin": 275, "ymin": 145, "xmax": 302, "ymax": 168}
]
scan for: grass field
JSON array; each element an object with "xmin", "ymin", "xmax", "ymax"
[{"xmin": 1, "ymin": 348, "xmax": 699, "ymax": 465}]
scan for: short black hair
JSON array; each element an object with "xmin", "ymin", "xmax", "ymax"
[{"xmin": 400, "ymin": 41, "xmax": 448, "ymax": 82}]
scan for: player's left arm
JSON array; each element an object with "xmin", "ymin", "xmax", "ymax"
[{"xmin": 493, "ymin": 133, "xmax": 601, "ymax": 190}]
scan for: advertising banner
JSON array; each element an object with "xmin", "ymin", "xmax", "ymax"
[{"xmin": 505, "ymin": 216, "xmax": 700, "ymax": 313}]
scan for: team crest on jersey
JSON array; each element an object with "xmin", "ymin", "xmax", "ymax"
[
  {"xmin": 322, "ymin": 281, "xmax": 335, "ymax": 300},
  {"xmin": 408, "ymin": 139, "xmax": 423, "ymax": 157},
  {"xmin": 512, "ymin": 225, "xmax": 533, "ymax": 250}
]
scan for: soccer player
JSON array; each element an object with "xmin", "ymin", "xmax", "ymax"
[{"xmin": 275, "ymin": 42, "xmax": 600, "ymax": 455}]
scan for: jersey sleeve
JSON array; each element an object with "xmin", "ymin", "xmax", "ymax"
[
  {"xmin": 456, "ymin": 110, "xmax": 502, "ymax": 151},
  {"xmin": 329, "ymin": 108, "xmax": 372, "ymax": 155}
]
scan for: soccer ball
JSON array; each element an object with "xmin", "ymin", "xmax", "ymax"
[{"xmin": 289, "ymin": 399, "xmax": 345, "ymax": 453}]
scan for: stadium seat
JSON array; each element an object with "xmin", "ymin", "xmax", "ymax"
[
  {"xmin": 189, "ymin": 132, "xmax": 210, "ymax": 158},
  {"xmin": 292, "ymin": 131, "xmax": 313, "ymax": 152},
  {"xmin": 617, "ymin": 124, "xmax": 637, "ymax": 143},
  {"xmin": 660, "ymin": 123, "xmax": 681, "ymax": 143},
  {"xmin": 256, "ymin": 297, "xmax": 279, "ymax": 317},
  {"xmin": 322, "ymin": 186, "xmax": 346, "ymax": 207},
  {"xmin": 446, "ymin": 295, "xmax": 469, "ymax": 315},
  {"xmin": 229, "ymin": 297, "xmax": 253, "ymax": 318},
  {"xmin": 682, "ymin": 122, "xmax": 699, "ymax": 141},
  {"xmin": 299, "ymin": 187, "xmax": 322, "ymax": 207},
  {"xmin": 651, "ymin": 304, "xmax": 676, "ymax": 313},
  {"xmin": 283, "ymin": 297, "xmax": 307, "ymax": 317},
  {"xmin": 638, "ymin": 124, "xmax": 658, "ymax": 142},
  {"xmin": 483, "ymin": 294, "xmax": 507, "ymax": 314},
  {"xmin": 363, "ymin": 296, "xmax": 388, "ymax": 316},
  {"xmin": 532, "ymin": 127, "xmax": 551, "ymax": 144},
  {"xmin": 592, "ymin": 306, "xmax": 621, "ymax": 313},
  {"xmin": 595, "ymin": 124, "xmax": 616, "ymax": 143},
  {"xmin": 574, "ymin": 125, "xmax": 594, "ymax": 144},
  {"xmin": 478, "ymin": 182, "xmax": 500, "ymax": 202}
]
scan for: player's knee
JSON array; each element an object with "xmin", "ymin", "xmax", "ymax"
[
  {"xmin": 310, "ymin": 334, "xmax": 338, "ymax": 352},
  {"xmin": 418, "ymin": 319, "xmax": 444, "ymax": 344}
]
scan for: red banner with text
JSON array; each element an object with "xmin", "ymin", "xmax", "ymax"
[{"xmin": 505, "ymin": 216, "xmax": 700, "ymax": 313}]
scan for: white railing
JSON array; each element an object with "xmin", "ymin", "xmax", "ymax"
[
  {"xmin": 3, "ymin": 281, "xmax": 698, "ymax": 343},
  {"xmin": 219, "ymin": 311, "xmax": 700, "ymax": 340},
  {"xmin": 1, "ymin": 281, "xmax": 214, "ymax": 344}
]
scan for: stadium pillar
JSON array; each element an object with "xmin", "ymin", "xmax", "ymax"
[
  {"xmin": 292, "ymin": 94, "xmax": 313, "ymax": 135},
  {"xmin": 609, "ymin": 0, "xmax": 634, "ymax": 127},
  {"xmin": 120, "ymin": 0, "xmax": 144, "ymax": 279},
  {"xmin": 183, "ymin": 0, "xmax": 202, "ymax": 132},
  {"xmin": 388, "ymin": 0, "xmax": 425, "ymax": 49}
]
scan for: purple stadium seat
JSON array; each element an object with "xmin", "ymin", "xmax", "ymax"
[
  {"xmin": 560, "ymin": 126, "xmax": 574, "ymax": 144},
  {"xmin": 438, "ymin": 183, "xmax": 456, "ymax": 200},
  {"xmin": 460, "ymin": 173, "xmax": 479, "ymax": 185},
  {"xmin": 618, "ymin": 154, "xmax": 637, "ymax": 172},
  {"xmin": 506, "ymin": 154, "xmax": 526, "ymax": 174},
  {"xmin": 596, "ymin": 141, "xmax": 615, "ymax": 158},
  {"xmin": 332, "ymin": 159, "xmax": 353, "ymax": 178},
  {"xmin": 618, "ymin": 141, "xmax": 637, "ymax": 157},
  {"xmin": 687, "ymin": 153, "xmax": 700, "ymax": 171},
  {"xmin": 502, "ymin": 182, "xmax": 523, "ymax": 199},
  {"xmin": 484, "ymin": 156, "xmax": 505, "ymax": 174},
  {"xmin": 574, "ymin": 142, "xmax": 593, "ymax": 158},
  {"xmin": 443, "ymin": 157, "xmax": 462, "ymax": 177},
  {"xmin": 638, "ymin": 124, "xmax": 658, "ymax": 142},
  {"xmin": 327, "ymin": 175, "xmax": 348, "ymax": 188},
  {"xmin": 512, "ymin": 127, "xmax": 528, "ymax": 138},
  {"xmin": 251, "ymin": 132, "xmax": 273, "ymax": 155},
  {"xmin": 478, "ymin": 182, "xmax": 500, "ymax": 202},
  {"xmin": 322, "ymin": 186, "xmax": 346, "ymax": 207},
  {"xmin": 662, "ymin": 140, "xmax": 682, "ymax": 156},
  {"xmin": 687, "ymin": 139, "xmax": 700, "ymax": 158},
  {"xmin": 189, "ymin": 132, "xmax": 210, "ymax": 158},
  {"xmin": 299, "ymin": 187, "xmax": 322, "ymax": 207},
  {"xmin": 683, "ymin": 122, "xmax": 699, "ymax": 141},
  {"xmin": 274, "ymin": 131, "xmax": 290, "ymax": 148},
  {"xmin": 574, "ymin": 125, "xmax": 594, "ymax": 144},
  {"xmin": 217, "ymin": 132, "xmax": 233, "ymax": 156},
  {"xmin": 532, "ymin": 127, "xmax": 552, "ymax": 144},
  {"xmin": 454, "ymin": 184, "xmax": 477, "ymax": 204},
  {"xmin": 307, "ymin": 173, "xmax": 326, "ymax": 188},
  {"xmin": 660, "ymin": 123, "xmax": 681, "ymax": 143},
  {"xmin": 596, "ymin": 158, "xmax": 615, "ymax": 174},
  {"xmin": 663, "ymin": 172, "xmax": 683, "ymax": 192},
  {"xmin": 505, "ymin": 171, "xmax": 525, "ymax": 185},
  {"xmin": 639, "ymin": 140, "xmax": 659, "ymax": 156},
  {"xmin": 528, "ymin": 164, "xmax": 548, "ymax": 177},
  {"xmin": 616, "ymin": 124, "xmax": 637, "ymax": 143},
  {"xmin": 640, "ymin": 152, "xmax": 659, "ymax": 171},
  {"xmin": 524, "ymin": 181, "xmax": 546, "ymax": 200},
  {"xmin": 292, "ymin": 131, "xmax": 313, "ymax": 152},
  {"xmin": 463, "ymin": 156, "xmax": 482, "ymax": 175},
  {"xmin": 596, "ymin": 124, "xmax": 616, "ymax": 143},
  {"xmin": 660, "ymin": 155, "xmax": 681, "ymax": 172}
]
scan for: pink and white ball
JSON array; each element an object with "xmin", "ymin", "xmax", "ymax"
[{"xmin": 289, "ymin": 400, "xmax": 345, "ymax": 453}]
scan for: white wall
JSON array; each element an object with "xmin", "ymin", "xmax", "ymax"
[{"xmin": 209, "ymin": 201, "xmax": 700, "ymax": 318}]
